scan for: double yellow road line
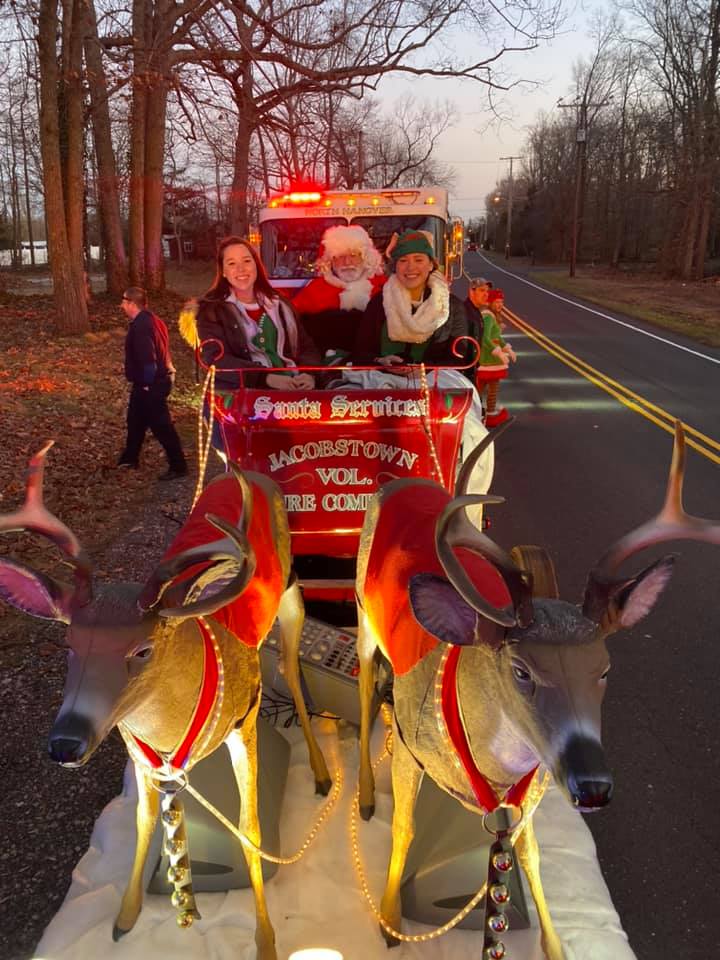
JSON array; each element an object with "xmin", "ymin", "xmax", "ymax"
[{"xmin": 504, "ymin": 307, "xmax": 720, "ymax": 466}]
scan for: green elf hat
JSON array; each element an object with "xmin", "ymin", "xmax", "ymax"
[{"xmin": 389, "ymin": 229, "xmax": 435, "ymax": 261}]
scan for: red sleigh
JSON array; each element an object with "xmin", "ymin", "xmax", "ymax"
[{"xmin": 198, "ymin": 343, "xmax": 477, "ymax": 600}]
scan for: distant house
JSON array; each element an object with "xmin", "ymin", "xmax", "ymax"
[{"xmin": 162, "ymin": 226, "xmax": 223, "ymax": 261}]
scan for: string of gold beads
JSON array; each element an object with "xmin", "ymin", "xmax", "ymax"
[
  {"xmin": 418, "ymin": 363, "xmax": 444, "ymax": 486},
  {"xmin": 192, "ymin": 365, "xmax": 216, "ymax": 510}
]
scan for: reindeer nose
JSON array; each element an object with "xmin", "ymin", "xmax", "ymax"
[
  {"xmin": 568, "ymin": 775, "xmax": 613, "ymax": 809},
  {"xmin": 48, "ymin": 715, "xmax": 94, "ymax": 766},
  {"xmin": 559, "ymin": 735, "xmax": 614, "ymax": 811}
]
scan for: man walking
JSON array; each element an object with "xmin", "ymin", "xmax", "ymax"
[{"xmin": 118, "ymin": 287, "xmax": 188, "ymax": 480}]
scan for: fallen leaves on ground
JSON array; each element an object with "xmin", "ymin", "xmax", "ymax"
[{"xmin": 0, "ymin": 290, "xmax": 200, "ymax": 660}]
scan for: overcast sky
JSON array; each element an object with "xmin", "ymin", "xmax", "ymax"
[{"xmin": 381, "ymin": 8, "xmax": 598, "ymax": 221}]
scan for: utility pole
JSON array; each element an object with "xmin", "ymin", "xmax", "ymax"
[
  {"xmin": 558, "ymin": 96, "xmax": 611, "ymax": 277},
  {"xmin": 499, "ymin": 156, "xmax": 522, "ymax": 259}
]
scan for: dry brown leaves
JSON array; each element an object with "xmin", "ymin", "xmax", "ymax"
[{"xmin": 0, "ymin": 291, "xmax": 199, "ymax": 646}]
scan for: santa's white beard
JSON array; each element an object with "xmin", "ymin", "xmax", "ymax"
[
  {"xmin": 333, "ymin": 264, "xmax": 364, "ymax": 283},
  {"xmin": 323, "ymin": 265, "xmax": 375, "ymax": 310},
  {"xmin": 338, "ymin": 276, "xmax": 373, "ymax": 311}
]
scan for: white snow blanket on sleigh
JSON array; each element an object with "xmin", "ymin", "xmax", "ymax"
[{"xmin": 35, "ymin": 720, "xmax": 636, "ymax": 960}]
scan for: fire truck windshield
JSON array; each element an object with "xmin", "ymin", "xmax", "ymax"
[
  {"xmin": 261, "ymin": 217, "xmax": 344, "ymax": 279},
  {"xmin": 260, "ymin": 213, "xmax": 447, "ymax": 280},
  {"xmin": 352, "ymin": 215, "xmax": 445, "ymax": 266}
]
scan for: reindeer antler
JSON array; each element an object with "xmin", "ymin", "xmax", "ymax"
[
  {"xmin": 438, "ymin": 415, "xmax": 534, "ymax": 628},
  {"xmin": 583, "ymin": 421, "xmax": 720, "ymax": 617},
  {"xmin": 0, "ymin": 442, "xmax": 93, "ymax": 606},
  {"xmin": 139, "ymin": 466, "xmax": 257, "ymax": 617},
  {"xmin": 435, "ymin": 498, "xmax": 533, "ymax": 628}
]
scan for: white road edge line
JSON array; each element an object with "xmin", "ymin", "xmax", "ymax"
[{"xmin": 478, "ymin": 255, "xmax": 720, "ymax": 366}]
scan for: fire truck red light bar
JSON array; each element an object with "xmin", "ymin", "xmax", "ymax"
[{"xmin": 283, "ymin": 192, "xmax": 324, "ymax": 204}]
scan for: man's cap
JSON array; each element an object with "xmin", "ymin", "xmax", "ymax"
[
  {"xmin": 468, "ymin": 276, "xmax": 491, "ymax": 289},
  {"xmin": 389, "ymin": 229, "xmax": 435, "ymax": 261}
]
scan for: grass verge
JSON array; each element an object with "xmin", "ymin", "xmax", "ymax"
[{"xmin": 527, "ymin": 269, "xmax": 720, "ymax": 348}]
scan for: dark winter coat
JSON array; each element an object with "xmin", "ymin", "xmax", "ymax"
[
  {"xmin": 124, "ymin": 309, "xmax": 175, "ymax": 386},
  {"xmin": 353, "ymin": 288, "xmax": 469, "ymax": 367},
  {"xmin": 196, "ymin": 296, "xmax": 321, "ymax": 390}
]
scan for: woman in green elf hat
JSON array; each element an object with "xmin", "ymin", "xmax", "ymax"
[
  {"xmin": 353, "ymin": 229, "xmax": 469, "ymax": 369},
  {"xmin": 184, "ymin": 236, "xmax": 320, "ymax": 392},
  {"xmin": 350, "ymin": 229, "xmax": 493, "ymax": 526}
]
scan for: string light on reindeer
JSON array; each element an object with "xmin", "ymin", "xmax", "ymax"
[{"xmin": 289, "ymin": 950, "xmax": 344, "ymax": 960}]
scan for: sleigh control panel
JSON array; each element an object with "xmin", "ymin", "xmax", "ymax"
[{"xmin": 260, "ymin": 617, "xmax": 391, "ymax": 726}]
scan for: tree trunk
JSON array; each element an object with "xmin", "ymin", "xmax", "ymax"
[
  {"xmin": 128, "ymin": 0, "xmax": 149, "ymax": 284},
  {"xmin": 693, "ymin": 177, "xmax": 713, "ymax": 280},
  {"xmin": 63, "ymin": 0, "xmax": 88, "ymax": 298},
  {"xmin": 230, "ymin": 55, "xmax": 256, "ymax": 235},
  {"xmin": 257, "ymin": 132, "xmax": 271, "ymax": 200},
  {"xmin": 680, "ymin": 183, "xmax": 701, "ymax": 281},
  {"xmin": 143, "ymin": 62, "xmax": 169, "ymax": 291},
  {"xmin": 230, "ymin": 119, "xmax": 252, "ymax": 234},
  {"xmin": 37, "ymin": 0, "xmax": 89, "ymax": 333},
  {"xmin": 20, "ymin": 104, "xmax": 36, "ymax": 267},
  {"xmin": 83, "ymin": 0, "xmax": 128, "ymax": 295},
  {"xmin": 7, "ymin": 122, "xmax": 22, "ymax": 267}
]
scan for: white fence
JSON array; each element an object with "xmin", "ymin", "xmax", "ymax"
[{"xmin": 0, "ymin": 246, "xmax": 101, "ymax": 267}]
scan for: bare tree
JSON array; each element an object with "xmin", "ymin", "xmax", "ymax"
[
  {"xmin": 37, "ymin": 0, "xmax": 89, "ymax": 333},
  {"xmin": 625, "ymin": 0, "xmax": 720, "ymax": 279},
  {"xmin": 6, "ymin": 0, "xmax": 565, "ymax": 323},
  {"xmin": 82, "ymin": 0, "xmax": 128, "ymax": 294},
  {"xmin": 178, "ymin": 0, "xmax": 563, "ymax": 234}
]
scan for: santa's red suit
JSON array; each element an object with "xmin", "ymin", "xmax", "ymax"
[
  {"xmin": 292, "ymin": 273, "xmax": 386, "ymax": 356},
  {"xmin": 291, "ymin": 224, "xmax": 387, "ymax": 358}
]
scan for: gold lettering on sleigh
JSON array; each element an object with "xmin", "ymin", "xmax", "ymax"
[{"xmin": 267, "ymin": 440, "xmax": 418, "ymax": 473}]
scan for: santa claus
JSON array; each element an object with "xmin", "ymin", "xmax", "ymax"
[{"xmin": 292, "ymin": 224, "xmax": 386, "ymax": 361}]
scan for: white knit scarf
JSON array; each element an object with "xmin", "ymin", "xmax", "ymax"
[
  {"xmin": 321, "ymin": 268, "xmax": 374, "ymax": 311},
  {"xmin": 382, "ymin": 270, "xmax": 449, "ymax": 344}
]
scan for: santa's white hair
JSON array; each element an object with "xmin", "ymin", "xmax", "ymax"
[{"xmin": 317, "ymin": 224, "xmax": 384, "ymax": 277}]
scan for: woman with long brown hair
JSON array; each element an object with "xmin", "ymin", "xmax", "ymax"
[{"xmin": 191, "ymin": 236, "xmax": 319, "ymax": 391}]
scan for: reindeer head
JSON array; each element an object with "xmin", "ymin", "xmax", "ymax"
[
  {"xmin": 408, "ymin": 422, "xmax": 719, "ymax": 812},
  {"xmin": 0, "ymin": 443, "xmax": 257, "ymax": 767}
]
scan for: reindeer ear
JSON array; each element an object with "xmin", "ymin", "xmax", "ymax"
[
  {"xmin": 613, "ymin": 556, "xmax": 675, "ymax": 628},
  {"xmin": 408, "ymin": 573, "xmax": 478, "ymax": 645},
  {"xmin": 0, "ymin": 560, "xmax": 72, "ymax": 623}
]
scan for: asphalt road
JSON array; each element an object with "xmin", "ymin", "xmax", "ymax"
[{"xmin": 459, "ymin": 253, "xmax": 720, "ymax": 959}]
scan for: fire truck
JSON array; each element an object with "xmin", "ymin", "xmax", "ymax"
[{"xmin": 257, "ymin": 186, "xmax": 464, "ymax": 292}]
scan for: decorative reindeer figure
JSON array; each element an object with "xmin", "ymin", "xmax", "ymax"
[
  {"xmin": 0, "ymin": 442, "xmax": 331, "ymax": 960},
  {"xmin": 356, "ymin": 422, "xmax": 719, "ymax": 959}
]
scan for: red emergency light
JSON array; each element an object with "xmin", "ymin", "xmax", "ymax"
[{"xmin": 269, "ymin": 191, "xmax": 324, "ymax": 207}]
